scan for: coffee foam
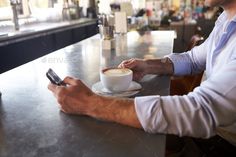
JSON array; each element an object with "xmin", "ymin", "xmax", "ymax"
[{"xmin": 103, "ymin": 68, "xmax": 131, "ymax": 76}]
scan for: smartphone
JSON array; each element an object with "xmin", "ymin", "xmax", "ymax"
[{"xmin": 46, "ymin": 68, "xmax": 65, "ymax": 86}]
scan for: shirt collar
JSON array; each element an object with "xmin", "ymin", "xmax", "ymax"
[
  {"xmin": 215, "ymin": 11, "xmax": 227, "ymax": 26},
  {"xmin": 215, "ymin": 11, "xmax": 236, "ymax": 27},
  {"xmin": 232, "ymin": 13, "xmax": 236, "ymax": 22}
]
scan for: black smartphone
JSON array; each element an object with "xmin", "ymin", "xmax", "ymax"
[{"xmin": 46, "ymin": 68, "xmax": 65, "ymax": 86}]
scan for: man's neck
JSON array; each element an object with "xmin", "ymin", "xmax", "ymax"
[{"xmin": 223, "ymin": 1, "xmax": 236, "ymax": 20}]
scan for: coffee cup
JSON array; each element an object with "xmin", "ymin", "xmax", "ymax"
[{"xmin": 100, "ymin": 68, "xmax": 133, "ymax": 92}]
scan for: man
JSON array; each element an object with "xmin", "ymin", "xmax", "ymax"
[{"xmin": 48, "ymin": 0, "xmax": 236, "ymax": 155}]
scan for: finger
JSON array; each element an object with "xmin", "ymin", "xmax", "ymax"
[
  {"xmin": 118, "ymin": 59, "xmax": 136, "ymax": 68},
  {"xmin": 59, "ymin": 105, "xmax": 68, "ymax": 113},
  {"xmin": 48, "ymin": 83, "xmax": 65, "ymax": 98},
  {"xmin": 63, "ymin": 76, "xmax": 80, "ymax": 85},
  {"xmin": 48, "ymin": 83, "xmax": 57, "ymax": 93},
  {"xmin": 118, "ymin": 60, "xmax": 130, "ymax": 68},
  {"xmin": 123, "ymin": 59, "xmax": 138, "ymax": 69}
]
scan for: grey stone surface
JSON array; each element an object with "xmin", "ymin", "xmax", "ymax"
[{"xmin": 0, "ymin": 31, "xmax": 175, "ymax": 157}]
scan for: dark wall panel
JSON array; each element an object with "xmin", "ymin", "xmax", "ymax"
[{"xmin": 0, "ymin": 35, "xmax": 55, "ymax": 73}]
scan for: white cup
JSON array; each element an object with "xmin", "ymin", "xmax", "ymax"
[{"xmin": 100, "ymin": 68, "xmax": 133, "ymax": 92}]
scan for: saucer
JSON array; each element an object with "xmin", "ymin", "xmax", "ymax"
[{"xmin": 92, "ymin": 81, "xmax": 142, "ymax": 97}]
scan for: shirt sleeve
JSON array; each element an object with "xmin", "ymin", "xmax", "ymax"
[
  {"xmin": 167, "ymin": 37, "xmax": 209, "ymax": 76},
  {"xmin": 135, "ymin": 59, "xmax": 236, "ymax": 138}
]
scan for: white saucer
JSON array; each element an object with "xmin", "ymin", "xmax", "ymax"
[{"xmin": 92, "ymin": 81, "xmax": 142, "ymax": 97}]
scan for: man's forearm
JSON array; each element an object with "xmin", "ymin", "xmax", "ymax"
[
  {"xmin": 87, "ymin": 95, "xmax": 142, "ymax": 129},
  {"xmin": 145, "ymin": 58, "xmax": 174, "ymax": 75}
]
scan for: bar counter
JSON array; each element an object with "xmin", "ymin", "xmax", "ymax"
[
  {"xmin": 0, "ymin": 18, "xmax": 97, "ymax": 45},
  {"xmin": 0, "ymin": 18, "xmax": 98, "ymax": 73},
  {"xmin": 0, "ymin": 31, "xmax": 175, "ymax": 157}
]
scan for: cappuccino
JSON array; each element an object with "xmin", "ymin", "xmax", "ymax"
[
  {"xmin": 103, "ymin": 68, "xmax": 132, "ymax": 76},
  {"xmin": 100, "ymin": 68, "xmax": 133, "ymax": 92}
]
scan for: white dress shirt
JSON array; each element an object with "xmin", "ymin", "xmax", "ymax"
[{"xmin": 134, "ymin": 11, "xmax": 236, "ymax": 146}]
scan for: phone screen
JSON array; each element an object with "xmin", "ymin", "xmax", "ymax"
[{"xmin": 46, "ymin": 68, "xmax": 64, "ymax": 86}]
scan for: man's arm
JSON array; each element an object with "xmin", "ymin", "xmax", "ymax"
[
  {"xmin": 145, "ymin": 58, "xmax": 174, "ymax": 75},
  {"xmin": 48, "ymin": 77, "xmax": 142, "ymax": 128},
  {"xmin": 118, "ymin": 58, "xmax": 174, "ymax": 81},
  {"xmin": 167, "ymin": 32, "xmax": 211, "ymax": 76},
  {"xmin": 135, "ymin": 60, "xmax": 236, "ymax": 138},
  {"xmin": 88, "ymin": 96, "xmax": 142, "ymax": 128}
]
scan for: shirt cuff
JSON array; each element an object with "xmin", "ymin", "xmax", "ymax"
[
  {"xmin": 166, "ymin": 53, "xmax": 191, "ymax": 75},
  {"xmin": 134, "ymin": 96, "xmax": 168, "ymax": 133}
]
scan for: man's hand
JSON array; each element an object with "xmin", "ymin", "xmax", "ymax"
[
  {"xmin": 119, "ymin": 58, "xmax": 148, "ymax": 81},
  {"xmin": 119, "ymin": 58, "xmax": 174, "ymax": 79},
  {"xmin": 48, "ymin": 76, "xmax": 98, "ymax": 115},
  {"xmin": 48, "ymin": 76, "xmax": 141, "ymax": 128}
]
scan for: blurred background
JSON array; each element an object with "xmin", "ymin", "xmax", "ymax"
[
  {"xmin": 0, "ymin": 0, "xmax": 222, "ymax": 49},
  {"xmin": 0, "ymin": 0, "xmax": 223, "ymax": 73},
  {"xmin": 0, "ymin": 0, "xmax": 221, "ymax": 27}
]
